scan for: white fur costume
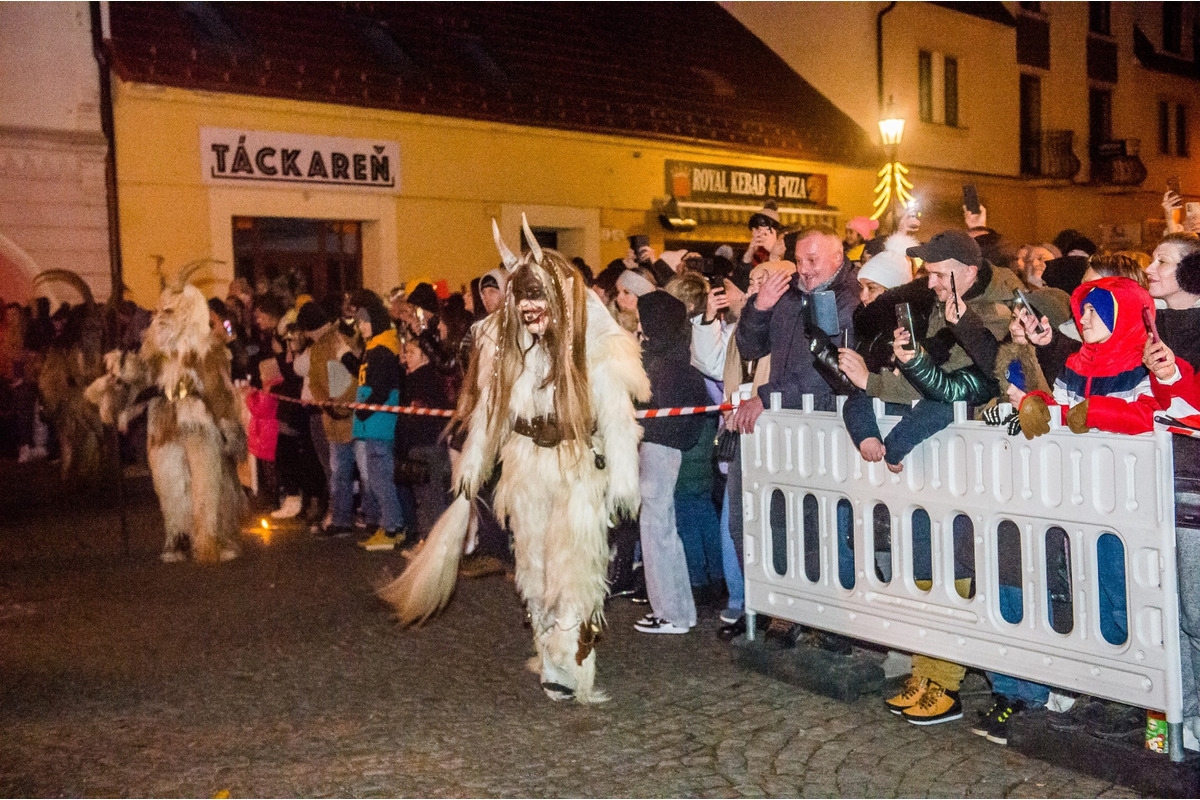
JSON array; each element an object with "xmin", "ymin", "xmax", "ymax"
[
  {"xmin": 89, "ymin": 269, "xmax": 247, "ymax": 564},
  {"xmin": 380, "ymin": 218, "xmax": 649, "ymax": 703}
]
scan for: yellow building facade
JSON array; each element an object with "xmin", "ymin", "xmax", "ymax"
[{"xmin": 113, "ymin": 80, "xmax": 877, "ymax": 307}]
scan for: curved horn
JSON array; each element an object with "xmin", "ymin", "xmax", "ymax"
[
  {"xmin": 173, "ymin": 258, "xmax": 225, "ymax": 291},
  {"xmin": 521, "ymin": 213, "xmax": 543, "ymax": 264},
  {"xmin": 491, "ymin": 219, "xmax": 518, "ymax": 272},
  {"xmin": 31, "ymin": 269, "xmax": 95, "ymax": 306}
]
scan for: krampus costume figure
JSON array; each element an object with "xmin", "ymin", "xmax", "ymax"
[
  {"xmin": 89, "ymin": 261, "xmax": 247, "ymax": 563},
  {"xmin": 379, "ymin": 216, "xmax": 649, "ymax": 703},
  {"xmin": 32, "ymin": 270, "xmax": 112, "ymax": 486}
]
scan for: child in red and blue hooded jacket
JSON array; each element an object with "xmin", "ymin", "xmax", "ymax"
[{"xmin": 1013, "ymin": 275, "xmax": 1160, "ymax": 437}]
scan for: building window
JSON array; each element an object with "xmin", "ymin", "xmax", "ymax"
[
  {"xmin": 1089, "ymin": 2, "xmax": 1111, "ymax": 36},
  {"xmin": 1020, "ymin": 74, "xmax": 1042, "ymax": 175},
  {"xmin": 1089, "ymin": 87, "xmax": 1112, "ymax": 156},
  {"xmin": 1178, "ymin": 105, "xmax": 1190, "ymax": 157},
  {"xmin": 1159, "ymin": 102, "xmax": 1190, "ymax": 157},
  {"xmin": 233, "ymin": 217, "xmax": 362, "ymax": 300},
  {"xmin": 1164, "ymin": 3, "xmax": 1183, "ymax": 54},
  {"xmin": 1160, "ymin": 101, "xmax": 1172, "ymax": 154},
  {"xmin": 918, "ymin": 51, "xmax": 933, "ymax": 122},
  {"xmin": 918, "ymin": 50, "xmax": 960, "ymax": 127},
  {"xmin": 944, "ymin": 57, "xmax": 959, "ymax": 127}
]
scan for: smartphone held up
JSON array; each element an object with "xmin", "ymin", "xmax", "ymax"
[
  {"xmin": 962, "ymin": 184, "xmax": 981, "ymax": 215},
  {"xmin": 895, "ymin": 302, "xmax": 915, "ymax": 351}
]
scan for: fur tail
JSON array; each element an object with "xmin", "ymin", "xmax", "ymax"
[{"xmin": 376, "ymin": 495, "xmax": 471, "ymax": 625}]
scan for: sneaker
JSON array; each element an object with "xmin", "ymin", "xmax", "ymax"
[
  {"xmin": 970, "ymin": 694, "xmax": 1005, "ymax": 737},
  {"xmin": 971, "ymin": 696, "xmax": 1025, "ymax": 745},
  {"xmin": 271, "ymin": 495, "xmax": 303, "ymax": 519},
  {"xmin": 459, "ymin": 553, "xmax": 507, "ymax": 578},
  {"xmin": 984, "ymin": 700, "xmax": 1026, "ymax": 745},
  {"xmin": 633, "ymin": 615, "xmax": 692, "ymax": 634},
  {"xmin": 1047, "ymin": 696, "xmax": 1107, "ymax": 732},
  {"xmin": 358, "ymin": 528, "xmax": 399, "ymax": 551},
  {"xmin": 315, "ymin": 523, "xmax": 353, "ymax": 540},
  {"xmin": 884, "ymin": 675, "xmax": 929, "ymax": 715},
  {"xmin": 719, "ymin": 607, "xmax": 743, "ymax": 625},
  {"xmin": 1089, "ymin": 702, "xmax": 1146, "ymax": 742},
  {"xmin": 902, "ymin": 682, "xmax": 963, "ymax": 725},
  {"xmin": 716, "ymin": 617, "xmax": 746, "ymax": 641}
]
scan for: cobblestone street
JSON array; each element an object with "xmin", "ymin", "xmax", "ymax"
[{"xmin": 0, "ymin": 464, "xmax": 1142, "ymax": 798}]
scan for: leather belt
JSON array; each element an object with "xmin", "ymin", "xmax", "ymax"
[{"xmin": 513, "ymin": 414, "xmax": 567, "ymax": 448}]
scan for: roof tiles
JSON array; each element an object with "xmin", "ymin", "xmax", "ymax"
[{"xmin": 108, "ymin": 1, "xmax": 880, "ymax": 167}]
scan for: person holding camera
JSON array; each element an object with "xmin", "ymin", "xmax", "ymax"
[{"xmin": 732, "ymin": 226, "xmax": 859, "ymax": 434}]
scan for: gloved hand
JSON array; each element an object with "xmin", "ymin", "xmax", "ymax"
[
  {"xmin": 983, "ymin": 403, "xmax": 1023, "ymax": 437},
  {"xmin": 1066, "ymin": 400, "xmax": 1090, "ymax": 434},
  {"xmin": 1018, "ymin": 393, "xmax": 1052, "ymax": 440}
]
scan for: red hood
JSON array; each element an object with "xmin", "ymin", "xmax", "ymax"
[{"xmin": 1065, "ymin": 276, "xmax": 1153, "ymax": 378}]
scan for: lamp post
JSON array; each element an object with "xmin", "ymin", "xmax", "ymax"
[{"xmin": 871, "ymin": 103, "xmax": 913, "ymax": 226}]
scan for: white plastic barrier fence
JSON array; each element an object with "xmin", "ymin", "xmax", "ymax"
[{"xmin": 741, "ymin": 393, "xmax": 1185, "ymax": 760}]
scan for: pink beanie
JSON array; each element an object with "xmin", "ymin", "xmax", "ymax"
[{"xmin": 846, "ymin": 216, "xmax": 879, "ymax": 240}]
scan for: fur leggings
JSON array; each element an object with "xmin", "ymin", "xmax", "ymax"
[{"xmin": 494, "ymin": 437, "xmax": 610, "ymax": 703}]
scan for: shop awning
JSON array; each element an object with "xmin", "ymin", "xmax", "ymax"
[{"xmin": 675, "ymin": 201, "xmax": 838, "ymax": 229}]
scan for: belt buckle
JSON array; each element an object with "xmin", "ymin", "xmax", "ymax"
[{"xmin": 530, "ymin": 415, "xmax": 562, "ymax": 448}]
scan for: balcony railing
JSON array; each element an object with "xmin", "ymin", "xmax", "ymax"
[
  {"xmin": 1091, "ymin": 139, "xmax": 1148, "ymax": 186},
  {"xmin": 1021, "ymin": 129, "xmax": 1082, "ymax": 180}
]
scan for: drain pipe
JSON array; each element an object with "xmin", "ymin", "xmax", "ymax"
[
  {"xmin": 90, "ymin": 0, "xmax": 124, "ymax": 305},
  {"xmin": 877, "ymin": 1, "xmax": 898, "ymax": 114}
]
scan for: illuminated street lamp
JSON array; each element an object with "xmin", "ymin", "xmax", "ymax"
[
  {"xmin": 878, "ymin": 115, "xmax": 906, "ymax": 148},
  {"xmin": 872, "ymin": 101, "xmax": 914, "ymax": 224}
]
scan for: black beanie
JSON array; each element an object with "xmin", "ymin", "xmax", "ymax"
[
  {"xmin": 355, "ymin": 294, "xmax": 391, "ymax": 337},
  {"xmin": 1178, "ymin": 252, "xmax": 1200, "ymax": 297},
  {"xmin": 406, "ymin": 282, "xmax": 439, "ymax": 315},
  {"xmin": 296, "ymin": 301, "xmax": 332, "ymax": 332}
]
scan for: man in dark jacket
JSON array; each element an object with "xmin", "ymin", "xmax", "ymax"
[{"xmin": 732, "ymin": 226, "xmax": 859, "ymax": 434}]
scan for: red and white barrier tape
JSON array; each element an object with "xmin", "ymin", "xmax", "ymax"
[{"xmin": 249, "ymin": 387, "xmax": 733, "ymax": 419}]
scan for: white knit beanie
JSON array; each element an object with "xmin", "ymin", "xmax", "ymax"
[
  {"xmin": 858, "ymin": 251, "xmax": 911, "ymax": 289},
  {"xmin": 617, "ymin": 268, "xmax": 656, "ymax": 297},
  {"xmin": 859, "ymin": 233, "xmax": 918, "ymax": 289}
]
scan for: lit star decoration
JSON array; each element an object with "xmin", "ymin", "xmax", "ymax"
[{"xmin": 871, "ymin": 161, "xmax": 914, "ymax": 222}]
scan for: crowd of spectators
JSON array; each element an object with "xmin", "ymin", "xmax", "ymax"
[{"xmin": 4, "ymin": 188, "xmax": 1200, "ymax": 752}]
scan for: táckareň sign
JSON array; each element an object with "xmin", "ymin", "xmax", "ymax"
[
  {"xmin": 200, "ymin": 128, "xmax": 400, "ymax": 192},
  {"xmin": 665, "ymin": 159, "xmax": 828, "ymax": 207}
]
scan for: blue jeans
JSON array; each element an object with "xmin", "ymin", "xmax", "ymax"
[
  {"xmin": 676, "ymin": 491, "xmax": 723, "ymax": 588},
  {"xmin": 988, "ymin": 585, "xmax": 1051, "ymax": 705},
  {"xmin": 841, "ymin": 390, "xmax": 954, "ymax": 466},
  {"xmin": 799, "ymin": 494, "xmax": 854, "ymax": 589},
  {"xmin": 720, "ymin": 484, "xmax": 744, "ymax": 615},
  {"xmin": 354, "ymin": 438, "xmax": 404, "ymax": 533},
  {"xmin": 1097, "ymin": 533, "xmax": 1128, "ymax": 646},
  {"xmin": 329, "ymin": 440, "xmax": 357, "ymax": 528}
]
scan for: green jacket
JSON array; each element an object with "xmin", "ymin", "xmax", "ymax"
[{"xmin": 866, "ymin": 262, "xmax": 1020, "ymax": 404}]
